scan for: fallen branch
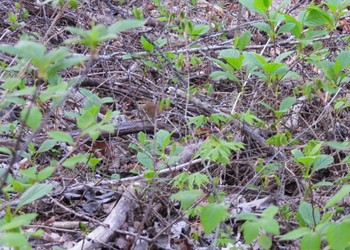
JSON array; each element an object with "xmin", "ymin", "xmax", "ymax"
[{"xmin": 70, "ymin": 183, "xmax": 139, "ymax": 250}]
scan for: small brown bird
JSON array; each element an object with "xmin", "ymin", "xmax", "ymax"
[{"xmin": 137, "ymin": 100, "xmax": 161, "ymax": 120}]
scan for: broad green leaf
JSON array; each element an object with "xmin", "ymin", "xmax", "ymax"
[
  {"xmin": 48, "ymin": 131, "xmax": 74, "ymax": 144},
  {"xmin": 320, "ymin": 211, "xmax": 336, "ymax": 224},
  {"xmin": 141, "ymin": 36, "xmax": 154, "ymax": 51},
  {"xmin": 325, "ymin": 185, "xmax": 350, "ymax": 208},
  {"xmin": 219, "ymin": 48, "xmax": 240, "ymax": 59},
  {"xmin": 17, "ymin": 183, "xmax": 53, "ymax": 210},
  {"xmin": 39, "ymin": 82, "xmax": 68, "ymax": 102},
  {"xmin": 37, "ymin": 167, "xmax": 55, "ymax": 181},
  {"xmin": 37, "ymin": 139, "xmax": 57, "ymax": 153},
  {"xmin": 326, "ymin": 222, "xmax": 350, "ymax": 250},
  {"xmin": 254, "ymin": 0, "xmax": 272, "ymax": 12},
  {"xmin": 0, "ymin": 146, "xmax": 13, "ymax": 156},
  {"xmin": 304, "ymin": 8, "xmax": 332, "ymax": 27},
  {"xmin": 262, "ymin": 205, "xmax": 279, "ymax": 219},
  {"xmin": 242, "ymin": 221, "xmax": 259, "ymax": 244},
  {"xmin": 210, "ymin": 71, "xmax": 239, "ymax": 82},
  {"xmin": 253, "ymin": 22, "xmax": 272, "ymax": 34},
  {"xmin": 325, "ymin": 141, "xmax": 350, "ymax": 151},
  {"xmin": 235, "ymin": 213, "xmax": 258, "ymax": 221},
  {"xmin": 258, "ymin": 218, "xmax": 280, "ymax": 235},
  {"xmin": 336, "ymin": 51, "xmax": 350, "ymax": 68},
  {"xmin": 62, "ymin": 154, "xmax": 87, "ymax": 169},
  {"xmin": 109, "ymin": 19, "xmax": 145, "ymax": 34},
  {"xmin": 300, "ymin": 232, "xmax": 321, "ymax": 250},
  {"xmin": 14, "ymin": 41, "xmax": 45, "ymax": 60},
  {"xmin": 137, "ymin": 131, "xmax": 147, "ymax": 145},
  {"xmin": 237, "ymin": 31, "xmax": 251, "ymax": 51},
  {"xmin": 243, "ymin": 52, "xmax": 266, "ymax": 68},
  {"xmin": 277, "ymin": 22, "xmax": 296, "ymax": 34},
  {"xmin": 2, "ymin": 78, "xmax": 23, "ymax": 91},
  {"xmin": 21, "ymin": 107, "xmax": 42, "ymax": 130},
  {"xmin": 200, "ymin": 203, "xmax": 228, "ymax": 234},
  {"xmin": 156, "ymin": 129, "xmax": 170, "ymax": 150},
  {"xmin": 312, "ymin": 181, "xmax": 333, "ymax": 189},
  {"xmin": 298, "ymin": 202, "xmax": 320, "ymax": 227},
  {"xmin": 279, "ymin": 96, "xmax": 296, "ymax": 112},
  {"xmin": 0, "ymin": 213, "xmax": 37, "ymax": 230},
  {"xmin": 191, "ymin": 24, "xmax": 210, "ymax": 36},
  {"xmin": 239, "ymin": 0, "xmax": 258, "ymax": 13},
  {"xmin": 313, "ymin": 155, "xmax": 333, "ymax": 172},
  {"xmin": 171, "ymin": 189, "xmax": 203, "ymax": 210},
  {"xmin": 1, "ymin": 232, "xmax": 31, "ymax": 249},
  {"xmin": 264, "ymin": 62, "xmax": 284, "ymax": 75},
  {"xmin": 279, "ymin": 227, "xmax": 311, "ymax": 240},
  {"xmin": 259, "ymin": 233, "xmax": 272, "ymax": 249},
  {"xmin": 77, "ymin": 106, "xmax": 98, "ymax": 130},
  {"xmin": 137, "ymin": 152, "xmax": 153, "ymax": 168}
]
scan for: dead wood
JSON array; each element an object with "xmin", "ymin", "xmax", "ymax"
[{"xmin": 70, "ymin": 184, "xmax": 138, "ymax": 250}]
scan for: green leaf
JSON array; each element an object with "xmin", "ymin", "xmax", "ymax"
[
  {"xmin": 17, "ymin": 183, "xmax": 53, "ymax": 210},
  {"xmin": 137, "ymin": 152, "xmax": 153, "ymax": 168},
  {"xmin": 258, "ymin": 218, "xmax": 280, "ymax": 235},
  {"xmin": 141, "ymin": 36, "xmax": 154, "ymax": 51},
  {"xmin": 2, "ymin": 78, "xmax": 23, "ymax": 91},
  {"xmin": 325, "ymin": 141, "xmax": 350, "ymax": 151},
  {"xmin": 137, "ymin": 131, "xmax": 147, "ymax": 146},
  {"xmin": 37, "ymin": 139, "xmax": 57, "ymax": 153},
  {"xmin": 280, "ymin": 227, "xmax": 311, "ymax": 240},
  {"xmin": 109, "ymin": 19, "xmax": 145, "ymax": 34},
  {"xmin": 62, "ymin": 154, "xmax": 87, "ymax": 169},
  {"xmin": 156, "ymin": 129, "xmax": 170, "ymax": 150},
  {"xmin": 235, "ymin": 212, "xmax": 258, "ymax": 221},
  {"xmin": 300, "ymin": 232, "xmax": 321, "ymax": 250},
  {"xmin": 313, "ymin": 154, "xmax": 333, "ymax": 172},
  {"xmin": 242, "ymin": 221, "xmax": 259, "ymax": 244},
  {"xmin": 37, "ymin": 167, "xmax": 55, "ymax": 181},
  {"xmin": 325, "ymin": 185, "xmax": 350, "ymax": 208},
  {"xmin": 171, "ymin": 189, "xmax": 203, "ymax": 210},
  {"xmin": 254, "ymin": 0, "xmax": 272, "ymax": 12},
  {"xmin": 253, "ymin": 22, "xmax": 272, "ymax": 34},
  {"xmin": 237, "ymin": 31, "xmax": 251, "ymax": 51},
  {"xmin": 298, "ymin": 202, "xmax": 320, "ymax": 227},
  {"xmin": 39, "ymin": 82, "xmax": 68, "ymax": 102},
  {"xmin": 190, "ymin": 24, "xmax": 210, "ymax": 36},
  {"xmin": 304, "ymin": 8, "xmax": 333, "ymax": 27},
  {"xmin": 264, "ymin": 62, "xmax": 284, "ymax": 75},
  {"xmin": 279, "ymin": 96, "xmax": 296, "ymax": 112},
  {"xmin": 48, "ymin": 130, "xmax": 74, "ymax": 144},
  {"xmin": 277, "ymin": 22, "xmax": 296, "ymax": 34},
  {"xmin": 0, "ymin": 213, "xmax": 37, "ymax": 230},
  {"xmin": 210, "ymin": 71, "xmax": 239, "ymax": 82},
  {"xmin": 1, "ymin": 232, "xmax": 31, "ymax": 249},
  {"xmin": 326, "ymin": 222, "xmax": 350, "ymax": 250},
  {"xmin": 77, "ymin": 106, "xmax": 99, "ymax": 130},
  {"xmin": 262, "ymin": 205, "xmax": 279, "ymax": 219},
  {"xmin": 200, "ymin": 203, "xmax": 228, "ymax": 234},
  {"xmin": 0, "ymin": 146, "xmax": 13, "ymax": 156},
  {"xmin": 258, "ymin": 233, "xmax": 272, "ymax": 250},
  {"xmin": 20, "ymin": 107, "xmax": 43, "ymax": 130},
  {"xmin": 13, "ymin": 41, "xmax": 45, "ymax": 61}
]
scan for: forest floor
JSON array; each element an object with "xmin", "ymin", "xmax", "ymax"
[{"xmin": 1, "ymin": 0, "xmax": 350, "ymax": 249}]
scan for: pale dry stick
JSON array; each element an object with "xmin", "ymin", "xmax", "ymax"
[
  {"xmin": 41, "ymin": 3, "xmax": 69, "ymax": 44},
  {"xmin": 49, "ymin": 195, "xmax": 107, "ymax": 226},
  {"xmin": 28, "ymin": 224, "xmax": 77, "ymax": 233},
  {"xmin": 0, "ymin": 29, "xmax": 10, "ymax": 41},
  {"xmin": 63, "ymin": 158, "xmax": 202, "ymax": 188},
  {"xmin": 230, "ymin": 38, "xmax": 271, "ymax": 113},
  {"xmin": 96, "ymin": 33, "xmax": 348, "ymax": 61}
]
